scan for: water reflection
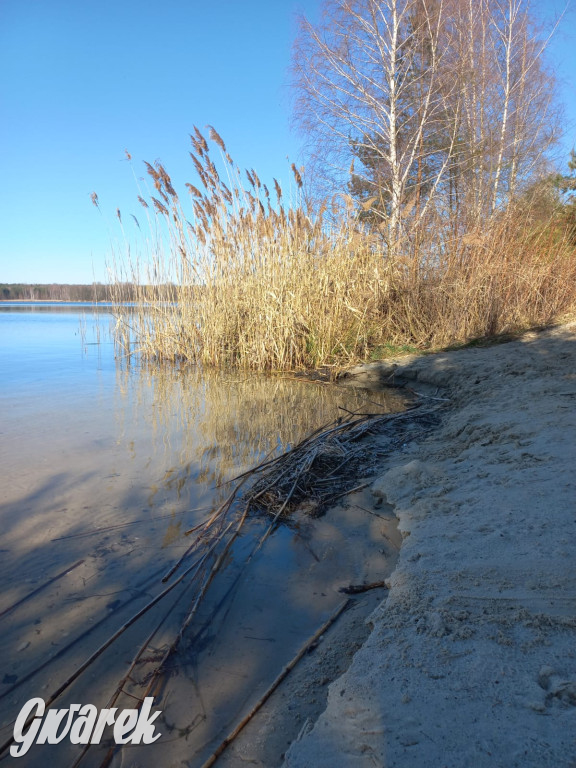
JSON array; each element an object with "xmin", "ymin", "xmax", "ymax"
[
  {"xmin": 114, "ymin": 362, "xmax": 406, "ymax": 491},
  {"xmin": 0, "ymin": 302, "xmax": 114, "ymax": 311}
]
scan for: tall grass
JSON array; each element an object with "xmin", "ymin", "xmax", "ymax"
[{"xmin": 106, "ymin": 128, "xmax": 576, "ymax": 370}]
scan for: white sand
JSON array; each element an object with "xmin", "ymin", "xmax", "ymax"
[{"xmin": 284, "ymin": 323, "xmax": 576, "ymax": 767}]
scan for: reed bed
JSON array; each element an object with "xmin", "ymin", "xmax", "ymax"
[{"xmin": 105, "ymin": 128, "xmax": 576, "ymax": 370}]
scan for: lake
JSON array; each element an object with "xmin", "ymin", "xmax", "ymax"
[{"xmin": 0, "ymin": 302, "xmax": 405, "ymax": 766}]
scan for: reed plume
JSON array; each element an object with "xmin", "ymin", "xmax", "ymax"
[{"xmin": 106, "ymin": 130, "xmax": 576, "ymax": 370}]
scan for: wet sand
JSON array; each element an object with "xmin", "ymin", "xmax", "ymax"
[
  {"xmin": 204, "ymin": 485, "xmax": 403, "ymax": 768},
  {"xmin": 283, "ymin": 323, "xmax": 576, "ymax": 767},
  {"xmin": 0, "ymin": 456, "xmax": 403, "ymax": 768}
]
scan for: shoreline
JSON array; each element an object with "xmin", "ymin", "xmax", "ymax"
[
  {"xmin": 0, "ymin": 299, "xmax": 109, "ymax": 303},
  {"xmin": 281, "ymin": 321, "xmax": 576, "ymax": 767},
  {"xmin": 3, "ymin": 315, "xmax": 575, "ymax": 766}
]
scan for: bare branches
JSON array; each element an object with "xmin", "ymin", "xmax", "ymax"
[{"xmin": 292, "ymin": 0, "xmax": 561, "ymax": 247}]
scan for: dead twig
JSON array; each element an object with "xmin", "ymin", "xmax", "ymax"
[
  {"xmin": 339, "ymin": 581, "xmax": 389, "ymax": 594},
  {"xmin": 324, "ymin": 482, "xmax": 370, "ymax": 503},
  {"xmin": 404, "ymin": 385, "xmax": 450, "ymax": 402}
]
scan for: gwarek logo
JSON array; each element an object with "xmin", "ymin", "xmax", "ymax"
[{"xmin": 11, "ymin": 697, "xmax": 162, "ymax": 757}]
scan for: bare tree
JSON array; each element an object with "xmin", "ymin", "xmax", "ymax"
[
  {"xmin": 450, "ymin": 0, "xmax": 561, "ymax": 226},
  {"xmin": 293, "ymin": 0, "xmax": 461, "ymax": 253},
  {"xmin": 292, "ymin": 0, "xmax": 561, "ymax": 248}
]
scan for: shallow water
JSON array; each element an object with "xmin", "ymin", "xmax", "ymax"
[{"xmin": 0, "ymin": 303, "xmax": 405, "ymax": 766}]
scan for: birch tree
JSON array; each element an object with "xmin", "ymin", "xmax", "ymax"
[
  {"xmin": 292, "ymin": 0, "xmax": 560, "ymax": 247},
  {"xmin": 450, "ymin": 0, "xmax": 560, "ymax": 227},
  {"xmin": 292, "ymin": 0, "xmax": 461, "ymax": 254}
]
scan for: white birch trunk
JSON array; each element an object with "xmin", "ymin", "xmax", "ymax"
[
  {"xmin": 386, "ymin": 0, "xmax": 402, "ymax": 253},
  {"xmin": 491, "ymin": 0, "xmax": 518, "ymax": 215}
]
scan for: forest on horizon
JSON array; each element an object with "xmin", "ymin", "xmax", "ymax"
[{"xmin": 1, "ymin": 283, "xmax": 123, "ymax": 302}]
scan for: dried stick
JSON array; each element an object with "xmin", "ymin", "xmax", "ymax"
[
  {"xmin": 339, "ymin": 581, "xmax": 389, "ymax": 594},
  {"xmin": 168, "ymin": 471, "xmax": 255, "ymax": 583},
  {"xmin": 51, "ymin": 507, "xmax": 210, "ymax": 541},
  {"xmin": 0, "ymin": 565, "xmax": 170, "ymax": 704},
  {"xmin": 325, "ymin": 482, "xmax": 370, "ymax": 503},
  {"xmin": 161, "ymin": 536, "xmax": 202, "ymax": 583},
  {"xmin": 199, "ymin": 598, "xmax": 351, "ymax": 768},
  {"xmin": 139, "ymin": 515, "xmax": 245, "ymax": 704},
  {"xmin": 182, "ymin": 468, "xmax": 253, "ymax": 538},
  {"xmin": 404, "ymin": 386, "xmax": 450, "ymax": 402},
  {"xmin": 225, "ymin": 414, "xmax": 368, "ymax": 490},
  {"xmin": 256, "ymin": 447, "xmax": 318, "ymax": 550},
  {"xmin": 68, "ymin": 585, "xmax": 191, "ymax": 768}
]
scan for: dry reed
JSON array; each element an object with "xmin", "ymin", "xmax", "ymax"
[
  {"xmin": 105, "ymin": 129, "xmax": 576, "ymax": 370},
  {"xmin": 241, "ymin": 403, "xmax": 441, "ymax": 521}
]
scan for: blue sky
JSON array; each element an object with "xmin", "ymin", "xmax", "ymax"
[{"xmin": 0, "ymin": 0, "xmax": 574, "ymax": 285}]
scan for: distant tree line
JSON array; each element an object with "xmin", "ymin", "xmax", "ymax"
[
  {"xmin": 0, "ymin": 283, "xmax": 161, "ymax": 302},
  {"xmin": 0, "ymin": 283, "xmax": 112, "ymax": 301},
  {"xmin": 0, "ymin": 283, "xmax": 181, "ymax": 302}
]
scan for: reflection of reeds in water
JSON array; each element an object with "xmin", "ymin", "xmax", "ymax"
[
  {"xmin": 243, "ymin": 403, "xmax": 441, "ymax": 522},
  {"xmin": 114, "ymin": 361, "xmax": 405, "ymax": 491}
]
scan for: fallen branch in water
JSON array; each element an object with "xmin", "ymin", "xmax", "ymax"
[
  {"xmin": 0, "ymin": 559, "xmax": 85, "ymax": 619},
  {"xmin": 199, "ymin": 598, "xmax": 352, "ymax": 768},
  {"xmin": 140, "ymin": 515, "xmax": 247, "ymax": 705},
  {"xmin": 240, "ymin": 403, "xmax": 442, "ymax": 522},
  {"xmin": 339, "ymin": 580, "xmax": 389, "ymax": 594}
]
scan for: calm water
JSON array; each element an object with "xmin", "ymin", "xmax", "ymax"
[{"xmin": 0, "ymin": 303, "xmax": 405, "ymax": 766}]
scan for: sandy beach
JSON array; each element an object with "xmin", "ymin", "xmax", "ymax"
[{"xmin": 279, "ymin": 322, "xmax": 576, "ymax": 767}]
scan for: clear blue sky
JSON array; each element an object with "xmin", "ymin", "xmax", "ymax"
[{"xmin": 0, "ymin": 0, "xmax": 574, "ymax": 285}]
